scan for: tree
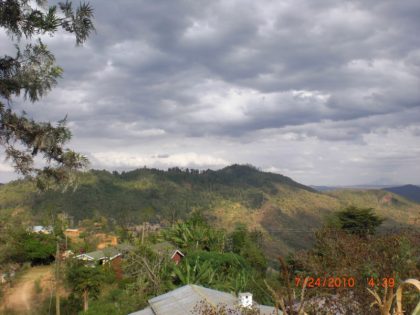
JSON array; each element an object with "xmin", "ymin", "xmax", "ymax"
[
  {"xmin": 0, "ymin": 0, "xmax": 94, "ymax": 189},
  {"xmin": 6, "ymin": 228, "xmax": 55, "ymax": 264},
  {"xmin": 173, "ymin": 257, "xmax": 217, "ymax": 286},
  {"xmin": 66, "ymin": 260, "xmax": 105, "ymax": 312},
  {"xmin": 164, "ymin": 217, "xmax": 225, "ymax": 252},
  {"xmin": 228, "ymin": 224, "xmax": 267, "ymax": 274},
  {"xmin": 335, "ymin": 205, "xmax": 384, "ymax": 237}
]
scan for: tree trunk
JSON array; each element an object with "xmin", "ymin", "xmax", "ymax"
[
  {"xmin": 141, "ymin": 223, "xmax": 145, "ymax": 244},
  {"xmin": 83, "ymin": 289, "xmax": 89, "ymax": 311},
  {"xmin": 55, "ymin": 242, "xmax": 60, "ymax": 315}
]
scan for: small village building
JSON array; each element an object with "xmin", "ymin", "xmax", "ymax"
[
  {"xmin": 64, "ymin": 228, "xmax": 80, "ymax": 236},
  {"xmin": 171, "ymin": 250, "xmax": 184, "ymax": 264},
  {"xmin": 61, "ymin": 250, "xmax": 74, "ymax": 260},
  {"xmin": 150, "ymin": 242, "xmax": 184, "ymax": 265},
  {"xmin": 93, "ymin": 232, "xmax": 118, "ymax": 249},
  {"xmin": 129, "ymin": 284, "xmax": 280, "ymax": 315},
  {"xmin": 76, "ymin": 247, "xmax": 121, "ymax": 266},
  {"xmin": 75, "ymin": 244, "xmax": 134, "ymax": 279}
]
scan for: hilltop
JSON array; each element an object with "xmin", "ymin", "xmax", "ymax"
[
  {"xmin": 384, "ymin": 184, "xmax": 420, "ymax": 203},
  {"xmin": 0, "ymin": 164, "xmax": 419, "ymax": 259}
]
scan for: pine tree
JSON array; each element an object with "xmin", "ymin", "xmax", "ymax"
[
  {"xmin": 336, "ymin": 205, "xmax": 384, "ymax": 237},
  {"xmin": 0, "ymin": 0, "xmax": 94, "ymax": 189}
]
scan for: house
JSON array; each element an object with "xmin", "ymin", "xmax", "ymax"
[
  {"xmin": 95, "ymin": 233, "xmax": 118, "ymax": 249},
  {"xmin": 75, "ymin": 244, "xmax": 134, "ymax": 279},
  {"xmin": 150, "ymin": 242, "xmax": 185, "ymax": 265},
  {"xmin": 128, "ymin": 284, "xmax": 280, "ymax": 315},
  {"xmin": 64, "ymin": 228, "xmax": 80, "ymax": 237},
  {"xmin": 128, "ymin": 223, "xmax": 161, "ymax": 234},
  {"xmin": 76, "ymin": 247, "xmax": 123, "ymax": 278},
  {"xmin": 61, "ymin": 250, "xmax": 74, "ymax": 260},
  {"xmin": 76, "ymin": 247, "xmax": 122, "ymax": 265},
  {"xmin": 64, "ymin": 228, "xmax": 82, "ymax": 244},
  {"xmin": 126, "ymin": 223, "xmax": 161, "ymax": 239}
]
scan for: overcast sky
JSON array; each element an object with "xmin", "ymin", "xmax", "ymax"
[{"xmin": 1, "ymin": 0, "xmax": 420, "ymax": 185}]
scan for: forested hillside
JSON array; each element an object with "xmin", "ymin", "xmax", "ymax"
[
  {"xmin": 384, "ymin": 184, "xmax": 420, "ymax": 203},
  {"xmin": 1, "ymin": 164, "xmax": 419, "ymax": 258}
]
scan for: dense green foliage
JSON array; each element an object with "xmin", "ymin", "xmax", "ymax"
[
  {"xmin": 0, "ymin": 204, "xmax": 418, "ymax": 314},
  {"xmin": 228, "ymin": 224, "xmax": 267, "ymax": 273},
  {"xmin": 16, "ymin": 232, "xmax": 55, "ymax": 264},
  {"xmin": 0, "ymin": 225, "xmax": 55, "ymax": 266},
  {"xmin": 24, "ymin": 165, "xmax": 311, "ymax": 223},
  {"xmin": 65, "ymin": 260, "xmax": 110, "ymax": 312},
  {"xmin": 186, "ymin": 251, "xmax": 250, "ymax": 275},
  {"xmin": 1, "ymin": 165, "xmax": 419, "ymax": 256},
  {"xmin": 163, "ymin": 215, "xmax": 226, "ymax": 252},
  {"xmin": 70, "ymin": 216, "xmax": 274, "ymax": 314},
  {"xmin": 332, "ymin": 205, "xmax": 385, "ymax": 237}
]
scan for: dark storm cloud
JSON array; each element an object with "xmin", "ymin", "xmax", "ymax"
[
  {"xmin": 63, "ymin": 0, "xmax": 419, "ymax": 137},
  {"xmin": 1, "ymin": 0, "xmax": 420, "ymax": 184}
]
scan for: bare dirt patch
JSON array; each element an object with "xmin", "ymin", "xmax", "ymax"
[{"xmin": 0, "ymin": 265, "xmax": 53, "ymax": 314}]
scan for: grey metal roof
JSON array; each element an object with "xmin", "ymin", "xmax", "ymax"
[
  {"xmin": 76, "ymin": 247, "xmax": 121, "ymax": 261},
  {"xmin": 128, "ymin": 284, "xmax": 281, "ymax": 315},
  {"xmin": 129, "ymin": 306, "xmax": 154, "ymax": 315},
  {"xmin": 150, "ymin": 284, "xmax": 236, "ymax": 314},
  {"xmin": 259, "ymin": 304, "xmax": 280, "ymax": 314}
]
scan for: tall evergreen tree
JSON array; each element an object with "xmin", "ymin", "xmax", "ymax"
[
  {"xmin": 66, "ymin": 260, "xmax": 105, "ymax": 311},
  {"xmin": 336, "ymin": 205, "xmax": 384, "ymax": 237},
  {"xmin": 0, "ymin": 0, "xmax": 94, "ymax": 189}
]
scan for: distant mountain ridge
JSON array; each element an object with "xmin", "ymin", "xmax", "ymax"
[
  {"xmin": 311, "ymin": 184, "xmax": 396, "ymax": 191},
  {"xmin": 384, "ymin": 185, "xmax": 420, "ymax": 203},
  {"xmin": 1, "ymin": 164, "xmax": 419, "ymax": 258}
]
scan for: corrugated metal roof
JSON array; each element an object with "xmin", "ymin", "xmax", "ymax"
[
  {"xmin": 130, "ymin": 284, "xmax": 280, "ymax": 315},
  {"xmin": 77, "ymin": 247, "xmax": 120, "ymax": 261},
  {"xmin": 191, "ymin": 285, "xmax": 237, "ymax": 307},
  {"xmin": 149, "ymin": 285, "xmax": 199, "ymax": 314},
  {"xmin": 259, "ymin": 304, "xmax": 281, "ymax": 314},
  {"xmin": 128, "ymin": 306, "xmax": 154, "ymax": 315}
]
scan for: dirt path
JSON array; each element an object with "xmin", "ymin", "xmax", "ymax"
[{"xmin": 1, "ymin": 265, "xmax": 53, "ymax": 314}]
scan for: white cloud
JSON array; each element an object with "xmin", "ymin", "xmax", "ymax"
[
  {"xmin": 1, "ymin": 0, "xmax": 419, "ymax": 186},
  {"xmin": 92, "ymin": 152, "xmax": 230, "ymax": 169},
  {"xmin": 0, "ymin": 162, "xmax": 13, "ymax": 172}
]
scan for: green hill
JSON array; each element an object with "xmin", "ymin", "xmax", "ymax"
[
  {"xmin": 384, "ymin": 184, "xmax": 420, "ymax": 203},
  {"xmin": 0, "ymin": 165, "xmax": 419, "ymax": 259}
]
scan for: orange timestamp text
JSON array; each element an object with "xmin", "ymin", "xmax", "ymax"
[
  {"xmin": 366, "ymin": 277, "xmax": 395, "ymax": 288},
  {"xmin": 295, "ymin": 276, "xmax": 355, "ymax": 288},
  {"xmin": 294, "ymin": 276, "xmax": 396, "ymax": 289}
]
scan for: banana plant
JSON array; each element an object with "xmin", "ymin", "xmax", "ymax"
[
  {"xmin": 172, "ymin": 256, "xmax": 216, "ymax": 286},
  {"xmin": 164, "ymin": 221, "xmax": 225, "ymax": 252}
]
